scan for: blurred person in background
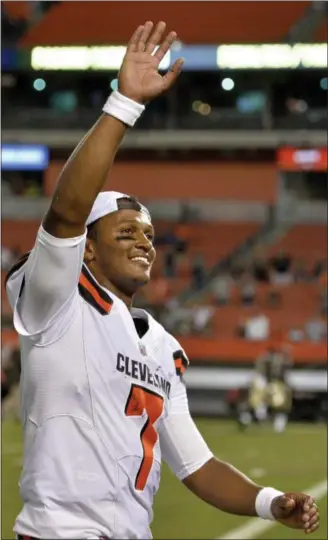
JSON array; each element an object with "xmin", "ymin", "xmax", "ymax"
[
  {"xmin": 312, "ymin": 258, "xmax": 327, "ymax": 280},
  {"xmin": 243, "ymin": 308, "xmax": 270, "ymax": 341},
  {"xmin": 163, "ymin": 245, "xmax": 177, "ymax": 278},
  {"xmin": 154, "ymin": 223, "xmax": 178, "ymax": 247},
  {"xmin": 191, "ymin": 252, "xmax": 206, "ymax": 290},
  {"xmin": 287, "ymin": 326, "xmax": 305, "ymax": 343},
  {"xmin": 267, "ymin": 348, "xmax": 293, "ymax": 433},
  {"xmin": 305, "ymin": 313, "xmax": 327, "ymax": 342},
  {"xmin": 162, "ymin": 298, "xmax": 193, "ymax": 336},
  {"xmin": 246, "ymin": 348, "xmax": 273, "ymax": 425},
  {"xmin": 2, "ymin": 245, "xmax": 16, "ymax": 270},
  {"xmin": 174, "ymin": 222, "xmax": 189, "ymax": 255},
  {"xmin": 230, "ymin": 261, "xmax": 245, "ymax": 281},
  {"xmin": 269, "ymin": 251, "xmax": 293, "ymax": 286},
  {"xmin": 211, "ymin": 271, "xmax": 234, "ymax": 306},
  {"xmin": 5, "ymin": 20, "xmax": 320, "ymax": 540},
  {"xmin": 191, "ymin": 305, "xmax": 215, "ymax": 335},
  {"xmin": 178, "ymin": 200, "xmax": 200, "ymax": 223},
  {"xmin": 238, "ymin": 272, "xmax": 257, "ymax": 306},
  {"xmin": 238, "ymin": 347, "xmax": 292, "ymax": 432},
  {"xmin": 252, "ymin": 257, "xmax": 270, "ymax": 283},
  {"xmin": 2, "ymin": 245, "xmax": 22, "ymax": 270}
]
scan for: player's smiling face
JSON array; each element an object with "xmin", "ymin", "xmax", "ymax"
[{"xmin": 84, "ymin": 209, "xmax": 156, "ymax": 297}]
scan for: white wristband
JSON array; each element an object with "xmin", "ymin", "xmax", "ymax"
[
  {"xmin": 102, "ymin": 91, "xmax": 145, "ymax": 127},
  {"xmin": 255, "ymin": 487, "xmax": 284, "ymax": 521}
]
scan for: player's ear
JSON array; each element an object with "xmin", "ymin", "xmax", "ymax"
[{"xmin": 84, "ymin": 237, "xmax": 96, "ymax": 263}]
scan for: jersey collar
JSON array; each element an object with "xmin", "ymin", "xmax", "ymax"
[{"xmin": 78, "ymin": 264, "xmax": 113, "ymax": 315}]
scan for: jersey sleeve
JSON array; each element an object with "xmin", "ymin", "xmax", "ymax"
[
  {"xmin": 6, "ymin": 225, "xmax": 86, "ymax": 340},
  {"xmin": 158, "ymin": 335, "xmax": 213, "ymax": 480}
]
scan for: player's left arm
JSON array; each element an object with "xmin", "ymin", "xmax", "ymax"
[{"xmin": 159, "ymin": 342, "xmax": 319, "ymax": 534}]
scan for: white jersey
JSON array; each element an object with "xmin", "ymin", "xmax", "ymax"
[{"xmin": 6, "ymin": 226, "xmax": 212, "ymax": 540}]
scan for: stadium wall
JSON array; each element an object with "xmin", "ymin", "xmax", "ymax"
[{"xmin": 44, "ymin": 161, "xmax": 278, "ymax": 201}]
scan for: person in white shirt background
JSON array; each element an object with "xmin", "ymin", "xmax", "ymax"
[{"xmin": 6, "ymin": 21, "xmax": 320, "ymax": 540}]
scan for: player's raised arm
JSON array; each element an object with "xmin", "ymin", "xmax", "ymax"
[
  {"xmin": 6, "ymin": 22, "xmax": 183, "ymax": 337},
  {"xmin": 44, "ymin": 21, "xmax": 183, "ymax": 239}
]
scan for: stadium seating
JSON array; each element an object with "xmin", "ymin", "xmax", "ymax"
[
  {"xmin": 19, "ymin": 1, "xmax": 311, "ymax": 46},
  {"xmin": 1, "ymin": 219, "xmax": 260, "ymax": 311},
  {"xmin": 1, "ymin": 272, "xmax": 10, "ymax": 317},
  {"xmin": 316, "ymin": 16, "xmax": 328, "ymax": 42},
  {"xmin": 206, "ymin": 224, "xmax": 327, "ymax": 341},
  {"xmin": 3, "ymin": 1, "xmax": 30, "ymax": 21},
  {"xmin": 268, "ymin": 224, "xmax": 327, "ymax": 268},
  {"xmin": 152, "ymin": 221, "xmax": 260, "ymax": 277},
  {"xmin": 2, "ymin": 220, "xmax": 39, "ymax": 253},
  {"xmin": 212, "ymin": 282, "xmax": 323, "ymax": 338},
  {"xmin": 2, "ymin": 219, "xmax": 259, "ymax": 271}
]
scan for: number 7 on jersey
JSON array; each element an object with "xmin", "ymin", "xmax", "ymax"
[{"xmin": 125, "ymin": 384, "xmax": 164, "ymax": 490}]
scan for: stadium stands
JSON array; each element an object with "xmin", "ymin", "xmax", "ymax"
[
  {"xmin": 2, "ymin": 5, "xmax": 327, "ymax": 535},
  {"xmin": 19, "ymin": 1, "xmax": 312, "ymax": 45},
  {"xmin": 3, "ymin": 1, "xmax": 30, "ymax": 21},
  {"xmin": 1, "ymin": 219, "xmax": 260, "ymax": 310},
  {"xmin": 212, "ymin": 282, "xmax": 324, "ymax": 336},
  {"xmin": 268, "ymin": 224, "xmax": 327, "ymax": 268}
]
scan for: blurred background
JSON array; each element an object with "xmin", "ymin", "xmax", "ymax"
[{"xmin": 1, "ymin": 1, "xmax": 327, "ymax": 539}]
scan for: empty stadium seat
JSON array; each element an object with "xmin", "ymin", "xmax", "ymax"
[
  {"xmin": 212, "ymin": 282, "xmax": 323, "ymax": 339},
  {"xmin": 20, "ymin": 1, "xmax": 311, "ymax": 46},
  {"xmin": 3, "ymin": 1, "xmax": 30, "ymax": 21},
  {"xmin": 268, "ymin": 225, "xmax": 327, "ymax": 267}
]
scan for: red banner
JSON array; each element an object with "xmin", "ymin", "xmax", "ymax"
[{"xmin": 277, "ymin": 147, "xmax": 327, "ymax": 171}]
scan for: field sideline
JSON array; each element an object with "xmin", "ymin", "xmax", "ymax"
[{"xmin": 2, "ymin": 418, "xmax": 327, "ymax": 539}]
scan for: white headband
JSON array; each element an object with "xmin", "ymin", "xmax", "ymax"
[{"xmin": 86, "ymin": 191, "xmax": 150, "ymax": 226}]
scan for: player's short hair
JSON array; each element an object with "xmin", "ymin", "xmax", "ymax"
[{"xmin": 116, "ymin": 195, "xmax": 143, "ymax": 212}]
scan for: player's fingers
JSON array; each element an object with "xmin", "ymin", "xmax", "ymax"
[
  {"xmin": 137, "ymin": 21, "xmax": 154, "ymax": 52},
  {"xmin": 127, "ymin": 25, "xmax": 145, "ymax": 52},
  {"xmin": 144, "ymin": 21, "xmax": 166, "ymax": 54},
  {"xmin": 305, "ymin": 522, "xmax": 319, "ymax": 534},
  {"xmin": 303, "ymin": 512, "xmax": 319, "ymax": 526},
  {"xmin": 308, "ymin": 513, "xmax": 319, "ymax": 527},
  {"xmin": 304, "ymin": 511, "xmax": 319, "ymax": 531},
  {"xmin": 308, "ymin": 506, "xmax": 318, "ymax": 517},
  {"xmin": 162, "ymin": 58, "xmax": 184, "ymax": 90},
  {"xmin": 303, "ymin": 497, "xmax": 314, "ymax": 512},
  {"xmin": 154, "ymin": 30, "xmax": 177, "ymax": 61},
  {"xmin": 302, "ymin": 507, "xmax": 317, "ymax": 522}
]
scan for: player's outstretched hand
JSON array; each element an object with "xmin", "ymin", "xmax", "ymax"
[
  {"xmin": 118, "ymin": 21, "xmax": 183, "ymax": 104},
  {"xmin": 271, "ymin": 493, "xmax": 319, "ymax": 534}
]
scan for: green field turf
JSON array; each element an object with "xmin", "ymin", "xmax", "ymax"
[{"xmin": 2, "ymin": 419, "xmax": 327, "ymax": 539}]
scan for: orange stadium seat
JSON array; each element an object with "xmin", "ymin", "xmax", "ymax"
[
  {"xmin": 1, "ymin": 272, "xmax": 11, "ymax": 316},
  {"xmin": 3, "ymin": 1, "xmax": 31, "ymax": 21},
  {"xmin": 212, "ymin": 282, "xmax": 322, "ymax": 339},
  {"xmin": 20, "ymin": 1, "xmax": 311, "ymax": 46},
  {"xmin": 315, "ymin": 16, "xmax": 328, "ymax": 42},
  {"xmin": 140, "ymin": 222, "xmax": 259, "ymax": 304},
  {"xmin": 268, "ymin": 225, "xmax": 327, "ymax": 267},
  {"xmin": 2, "ymin": 220, "xmax": 39, "ymax": 253}
]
